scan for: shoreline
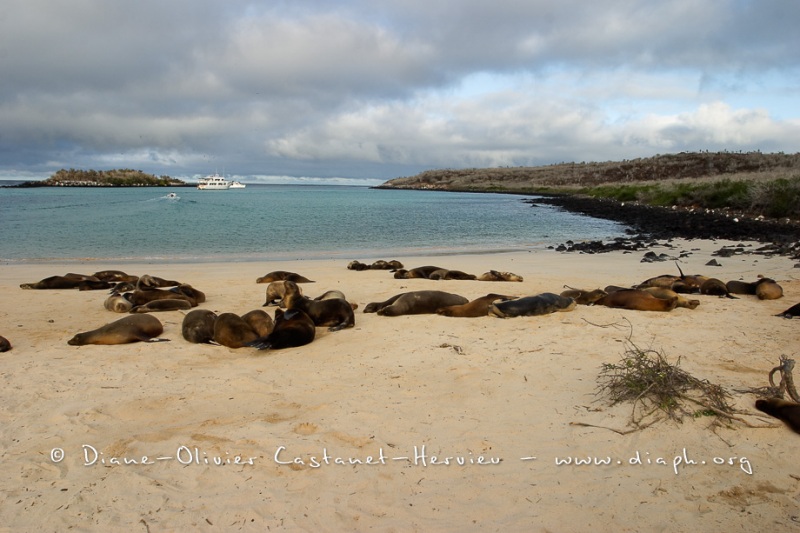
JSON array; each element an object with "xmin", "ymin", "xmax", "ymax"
[{"xmin": 1, "ymin": 241, "xmax": 799, "ymax": 530}]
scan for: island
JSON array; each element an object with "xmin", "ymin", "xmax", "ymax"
[{"xmin": 10, "ymin": 168, "xmax": 190, "ymax": 187}]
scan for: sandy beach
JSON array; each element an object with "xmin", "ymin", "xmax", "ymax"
[{"xmin": 1, "ymin": 239, "xmax": 798, "ymax": 532}]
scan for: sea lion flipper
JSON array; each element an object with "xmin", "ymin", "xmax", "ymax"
[{"xmin": 145, "ymin": 337, "xmax": 171, "ymax": 343}]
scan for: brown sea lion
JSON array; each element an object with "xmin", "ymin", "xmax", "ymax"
[
  {"xmin": 0, "ymin": 335, "xmax": 11, "ymax": 352},
  {"xmin": 256, "ymin": 271, "xmax": 314, "ymax": 284},
  {"xmin": 20, "ymin": 274, "xmax": 100, "ymax": 290},
  {"xmin": 428, "ymin": 269, "xmax": 477, "ymax": 281},
  {"xmin": 489, "ymin": 293, "xmax": 576, "ymax": 318},
  {"xmin": 641, "ymin": 287, "xmax": 700, "ymax": 309},
  {"xmin": 476, "ymin": 270, "xmax": 524, "ymax": 282},
  {"xmin": 776, "ymin": 302, "xmax": 800, "ymax": 319},
  {"xmin": 636, "ymin": 274, "xmax": 680, "ymax": 290},
  {"xmin": 263, "ymin": 281, "xmax": 299, "ymax": 307},
  {"xmin": 755, "ymin": 398, "xmax": 800, "ymax": 434},
  {"xmin": 93, "ymin": 270, "xmax": 139, "ymax": 283},
  {"xmin": 595, "ymin": 289, "xmax": 678, "ymax": 312},
  {"xmin": 347, "ymin": 260, "xmax": 370, "ymax": 271},
  {"xmin": 313, "ymin": 290, "xmax": 358, "ymax": 310},
  {"xmin": 130, "ymin": 299, "xmax": 193, "ymax": 313},
  {"xmin": 181, "ymin": 309, "xmax": 218, "ymax": 344},
  {"xmin": 104, "ymin": 294, "xmax": 134, "ymax": 313},
  {"xmin": 560, "ymin": 287, "xmax": 607, "ymax": 305},
  {"xmin": 700, "ymin": 278, "xmax": 737, "ymax": 298},
  {"xmin": 365, "ymin": 290, "xmax": 468, "ymax": 316},
  {"xmin": 392, "ymin": 266, "xmax": 445, "ymax": 279},
  {"xmin": 241, "ymin": 309, "xmax": 274, "ymax": 337},
  {"xmin": 136, "ymin": 274, "xmax": 182, "ymax": 289},
  {"xmin": 248, "ymin": 309, "xmax": 316, "ymax": 350},
  {"xmin": 373, "ymin": 260, "xmax": 403, "ymax": 270},
  {"xmin": 282, "ymin": 281, "xmax": 355, "ymax": 331},
  {"xmin": 437, "ymin": 293, "xmax": 515, "ymax": 317},
  {"xmin": 726, "ymin": 280, "xmax": 757, "ymax": 295},
  {"xmin": 67, "ymin": 315, "xmax": 166, "ymax": 346},
  {"xmin": 125, "ymin": 287, "xmax": 196, "ymax": 308},
  {"xmin": 754, "ymin": 277, "xmax": 783, "ymax": 300},
  {"xmin": 213, "ymin": 313, "xmax": 259, "ymax": 348}
]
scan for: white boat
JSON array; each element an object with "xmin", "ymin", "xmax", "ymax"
[
  {"xmin": 197, "ymin": 174, "xmax": 231, "ymax": 190},
  {"xmin": 165, "ymin": 192, "xmax": 179, "ymax": 199},
  {"xmin": 229, "ymin": 181, "xmax": 246, "ymax": 189}
]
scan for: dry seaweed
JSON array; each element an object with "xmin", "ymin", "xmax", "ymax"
[{"xmin": 596, "ymin": 341, "xmax": 739, "ymax": 428}]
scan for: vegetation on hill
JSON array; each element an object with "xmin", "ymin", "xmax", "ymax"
[
  {"xmin": 40, "ymin": 168, "xmax": 185, "ymax": 187},
  {"xmin": 380, "ymin": 151, "xmax": 800, "ymax": 220}
]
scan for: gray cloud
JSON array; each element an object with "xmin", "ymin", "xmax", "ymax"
[{"xmin": 1, "ymin": 1, "xmax": 798, "ymax": 182}]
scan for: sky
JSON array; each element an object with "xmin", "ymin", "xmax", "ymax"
[{"xmin": 1, "ymin": 1, "xmax": 798, "ymax": 185}]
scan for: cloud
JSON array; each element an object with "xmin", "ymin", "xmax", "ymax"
[{"xmin": 0, "ymin": 0, "xmax": 798, "ymax": 182}]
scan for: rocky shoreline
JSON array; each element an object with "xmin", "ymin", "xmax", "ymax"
[{"xmin": 530, "ymin": 194, "xmax": 800, "ymax": 259}]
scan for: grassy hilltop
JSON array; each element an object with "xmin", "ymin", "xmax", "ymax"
[{"xmin": 380, "ymin": 151, "xmax": 800, "ymax": 220}]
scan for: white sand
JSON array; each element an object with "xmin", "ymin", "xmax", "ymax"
[{"xmin": 1, "ymin": 238, "xmax": 798, "ymax": 531}]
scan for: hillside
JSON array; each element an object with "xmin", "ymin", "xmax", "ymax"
[{"xmin": 17, "ymin": 168, "xmax": 187, "ymax": 187}]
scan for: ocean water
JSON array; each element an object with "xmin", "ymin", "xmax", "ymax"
[{"xmin": 0, "ymin": 183, "xmax": 627, "ymax": 263}]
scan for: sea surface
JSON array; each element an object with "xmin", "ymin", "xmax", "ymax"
[{"xmin": 0, "ymin": 183, "xmax": 627, "ymax": 264}]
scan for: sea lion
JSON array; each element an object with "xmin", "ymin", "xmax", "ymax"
[
  {"xmin": 347, "ymin": 260, "xmax": 370, "ymax": 271},
  {"xmin": 755, "ymin": 398, "xmax": 800, "ymax": 434},
  {"xmin": 595, "ymin": 289, "xmax": 678, "ymax": 312},
  {"xmin": 476, "ymin": 270, "xmax": 524, "ymax": 282},
  {"xmin": 373, "ymin": 260, "xmax": 403, "ymax": 270},
  {"xmin": 20, "ymin": 274, "xmax": 100, "ymax": 290},
  {"xmin": 241, "ymin": 309, "xmax": 274, "ymax": 337},
  {"xmin": 776, "ymin": 302, "xmax": 800, "ymax": 319},
  {"xmin": 125, "ymin": 287, "xmax": 195, "ymax": 308},
  {"xmin": 262, "ymin": 281, "xmax": 299, "ymax": 307},
  {"xmin": 77, "ymin": 280, "xmax": 115, "ymax": 291},
  {"xmin": 93, "ymin": 270, "xmax": 139, "ymax": 283},
  {"xmin": 726, "ymin": 280, "xmax": 757, "ymax": 295},
  {"xmin": 641, "ymin": 287, "xmax": 700, "ymax": 309},
  {"xmin": 560, "ymin": 287, "xmax": 607, "ymax": 305},
  {"xmin": 489, "ymin": 293, "xmax": 576, "ymax": 318},
  {"xmin": 365, "ymin": 290, "xmax": 469, "ymax": 316},
  {"xmin": 754, "ymin": 277, "xmax": 783, "ymax": 300},
  {"xmin": 436, "ymin": 293, "xmax": 515, "ymax": 317},
  {"xmin": 213, "ymin": 313, "xmax": 259, "ymax": 348},
  {"xmin": 248, "ymin": 309, "xmax": 316, "ymax": 350},
  {"xmin": 136, "ymin": 274, "xmax": 182, "ymax": 289},
  {"xmin": 314, "ymin": 290, "xmax": 358, "ymax": 310},
  {"xmin": 636, "ymin": 274, "xmax": 680, "ymax": 290},
  {"xmin": 700, "ymin": 278, "xmax": 737, "ymax": 298},
  {"xmin": 130, "ymin": 299, "xmax": 193, "ymax": 313},
  {"xmin": 282, "ymin": 281, "xmax": 355, "ymax": 331},
  {"xmin": 428, "ymin": 269, "xmax": 477, "ymax": 281},
  {"xmin": 392, "ymin": 266, "xmax": 445, "ymax": 279},
  {"xmin": 181, "ymin": 309, "xmax": 218, "ymax": 344},
  {"xmin": 256, "ymin": 271, "xmax": 314, "ymax": 284},
  {"xmin": 104, "ymin": 294, "xmax": 134, "ymax": 313},
  {"xmin": 0, "ymin": 335, "xmax": 11, "ymax": 352},
  {"xmin": 67, "ymin": 315, "xmax": 166, "ymax": 345}
]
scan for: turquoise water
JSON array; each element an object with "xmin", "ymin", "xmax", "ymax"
[{"xmin": 0, "ymin": 184, "xmax": 626, "ymax": 263}]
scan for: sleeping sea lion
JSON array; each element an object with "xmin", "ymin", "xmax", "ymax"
[
  {"xmin": 67, "ymin": 315, "xmax": 166, "ymax": 345},
  {"xmin": 241, "ymin": 309, "xmax": 274, "ymax": 337},
  {"xmin": 314, "ymin": 290, "xmax": 358, "ymax": 310},
  {"xmin": 256, "ymin": 271, "xmax": 315, "ymax": 284},
  {"xmin": 0, "ymin": 335, "xmax": 11, "ymax": 352},
  {"xmin": 282, "ymin": 281, "xmax": 354, "ymax": 331},
  {"xmin": 392, "ymin": 266, "xmax": 445, "ymax": 279},
  {"xmin": 20, "ymin": 274, "xmax": 100, "ymax": 290},
  {"xmin": 754, "ymin": 277, "xmax": 783, "ymax": 300},
  {"xmin": 476, "ymin": 271, "xmax": 524, "ymax": 282},
  {"xmin": 560, "ymin": 287, "xmax": 607, "ymax": 305},
  {"xmin": 136, "ymin": 274, "xmax": 182, "ymax": 289},
  {"xmin": 437, "ymin": 293, "xmax": 515, "ymax": 317},
  {"xmin": 130, "ymin": 299, "xmax": 193, "ymax": 313},
  {"xmin": 181, "ymin": 309, "xmax": 218, "ymax": 344},
  {"xmin": 365, "ymin": 290, "xmax": 468, "ymax": 316},
  {"xmin": 489, "ymin": 293, "xmax": 576, "ymax": 318},
  {"xmin": 726, "ymin": 280, "xmax": 757, "ymax": 295},
  {"xmin": 428, "ymin": 269, "xmax": 477, "ymax": 281},
  {"xmin": 93, "ymin": 270, "xmax": 139, "ymax": 283},
  {"xmin": 125, "ymin": 288, "xmax": 195, "ymax": 308},
  {"xmin": 248, "ymin": 309, "xmax": 316, "ymax": 350},
  {"xmin": 641, "ymin": 287, "xmax": 700, "ymax": 309},
  {"xmin": 104, "ymin": 294, "xmax": 134, "ymax": 313},
  {"xmin": 595, "ymin": 289, "xmax": 678, "ymax": 312},
  {"xmin": 700, "ymin": 278, "xmax": 737, "ymax": 298},
  {"xmin": 213, "ymin": 313, "xmax": 259, "ymax": 348},
  {"xmin": 347, "ymin": 260, "xmax": 370, "ymax": 271},
  {"xmin": 755, "ymin": 398, "xmax": 800, "ymax": 434}
]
